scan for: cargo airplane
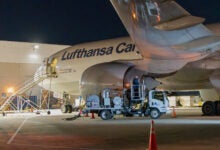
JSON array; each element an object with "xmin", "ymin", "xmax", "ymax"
[{"xmin": 32, "ymin": 0, "xmax": 220, "ymax": 116}]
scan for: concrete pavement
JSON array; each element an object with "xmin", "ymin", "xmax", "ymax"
[{"xmin": 0, "ymin": 108, "xmax": 219, "ymax": 150}]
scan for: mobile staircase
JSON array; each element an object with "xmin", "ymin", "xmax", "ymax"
[
  {"xmin": 0, "ymin": 64, "xmax": 56, "ymax": 112},
  {"xmin": 0, "ymin": 74, "xmax": 47, "ymax": 112}
]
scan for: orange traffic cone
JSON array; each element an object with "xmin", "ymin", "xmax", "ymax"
[
  {"xmin": 172, "ymin": 106, "xmax": 176, "ymax": 118},
  {"xmin": 148, "ymin": 120, "xmax": 158, "ymax": 150},
  {"xmin": 91, "ymin": 112, "xmax": 95, "ymax": 119}
]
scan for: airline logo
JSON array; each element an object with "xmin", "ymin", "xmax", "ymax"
[{"xmin": 61, "ymin": 42, "xmax": 135, "ymax": 61}]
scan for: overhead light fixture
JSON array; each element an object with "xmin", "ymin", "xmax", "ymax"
[
  {"xmin": 7, "ymin": 87, "xmax": 14, "ymax": 94},
  {"xmin": 30, "ymin": 44, "xmax": 40, "ymax": 59},
  {"xmin": 34, "ymin": 44, "xmax": 39, "ymax": 50},
  {"xmin": 33, "ymin": 44, "xmax": 40, "ymax": 52}
]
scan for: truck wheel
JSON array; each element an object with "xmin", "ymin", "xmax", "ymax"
[
  {"xmin": 202, "ymin": 101, "xmax": 215, "ymax": 116},
  {"xmin": 100, "ymin": 110, "xmax": 112, "ymax": 120},
  {"xmin": 67, "ymin": 104, "xmax": 73, "ymax": 113},
  {"xmin": 150, "ymin": 108, "xmax": 161, "ymax": 119},
  {"xmin": 61, "ymin": 105, "xmax": 68, "ymax": 113}
]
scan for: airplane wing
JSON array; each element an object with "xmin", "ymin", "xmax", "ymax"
[{"xmin": 0, "ymin": 40, "xmax": 70, "ymax": 64}]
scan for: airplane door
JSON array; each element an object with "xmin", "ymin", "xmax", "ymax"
[{"xmin": 46, "ymin": 57, "xmax": 58, "ymax": 76}]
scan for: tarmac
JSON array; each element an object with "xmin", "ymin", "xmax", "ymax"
[{"xmin": 0, "ymin": 108, "xmax": 220, "ymax": 150}]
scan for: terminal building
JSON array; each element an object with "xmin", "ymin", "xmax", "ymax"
[{"xmin": 0, "ymin": 41, "xmax": 69, "ymax": 111}]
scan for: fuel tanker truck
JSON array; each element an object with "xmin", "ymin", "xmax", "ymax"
[{"xmin": 83, "ymin": 82, "xmax": 170, "ymax": 120}]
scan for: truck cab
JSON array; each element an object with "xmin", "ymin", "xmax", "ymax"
[{"xmin": 145, "ymin": 90, "xmax": 170, "ymax": 119}]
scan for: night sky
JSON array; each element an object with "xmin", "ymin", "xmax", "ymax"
[{"xmin": 0, "ymin": 0, "xmax": 219, "ymax": 45}]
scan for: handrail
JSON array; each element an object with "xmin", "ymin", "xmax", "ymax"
[
  {"xmin": 14, "ymin": 65, "xmax": 47, "ymax": 94},
  {"xmin": 130, "ymin": 84, "xmax": 146, "ymax": 101},
  {"xmin": 0, "ymin": 65, "xmax": 49, "ymax": 111}
]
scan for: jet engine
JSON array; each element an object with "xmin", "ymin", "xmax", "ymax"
[{"xmin": 80, "ymin": 62, "xmax": 144, "ymax": 99}]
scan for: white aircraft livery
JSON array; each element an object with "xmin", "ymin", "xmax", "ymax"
[
  {"xmin": 33, "ymin": 0, "xmax": 220, "ymax": 116},
  {"xmin": 61, "ymin": 42, "xmax": 136, "ymax": 60}
]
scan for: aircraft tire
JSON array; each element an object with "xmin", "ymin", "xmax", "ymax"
[
  {"xmin": 100, "ymin": 110, "xmax": 112, "ymax": 120},
  {"xmin": 150, "ymin": 108, "xmax": 161, "ymax": 119},
  {"xmin": 61, "ymin": 105, "xmax": 68, "ymax": 113},
  {"xmin": 202, "ymin": 101, "xmax": 215, "ymax": 116}
]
